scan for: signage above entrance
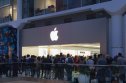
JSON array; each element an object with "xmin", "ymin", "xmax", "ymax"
[{"xmin": 50, "ymin": 27, "xmax": 59, "ymax": 41}]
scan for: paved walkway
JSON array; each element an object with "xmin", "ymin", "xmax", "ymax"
[
  {"xmin": 0, "ymin": 77, "xmax": 69, "ymax": 83},
  {"xmin": 4, "ymin": 80, "xmax": 69, "ymax": 83},
  {"xmin": 5, "ymin": 81, "xmax": 39, "ymax": 83}
]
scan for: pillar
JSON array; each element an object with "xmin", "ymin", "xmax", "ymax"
[
  {"xmin": 16, "ymin": 23, "xmax": 25, "ymax": 60},
  {"xmin": 17, "ymin": 28, "xmax": 20, "ymax": 58},
  {"xmin": 110, "ymin": 14, "xmax": 124, "ymax": 57},
  {"xmin": 124, "ymin": 14, "xmax": 126, "ymax": 57}
]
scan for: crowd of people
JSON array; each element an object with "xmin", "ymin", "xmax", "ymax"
[{"xmin": 0, "ymin": 53, "xmax": 125, "ymax": 83}]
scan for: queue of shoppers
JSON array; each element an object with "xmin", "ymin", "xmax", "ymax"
[{"xmin": 0, "ymin": 53, "xmax": 125, "ymax": 83}]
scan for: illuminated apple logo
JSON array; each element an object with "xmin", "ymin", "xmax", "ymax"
[{"xmin": 50, "ymin": 27, "xmax": 58, "ymax": 41}]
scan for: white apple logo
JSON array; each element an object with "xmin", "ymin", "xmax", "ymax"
[{"xmin": 50, "ymin": 27, "xmax": 58, "ymax": 41}]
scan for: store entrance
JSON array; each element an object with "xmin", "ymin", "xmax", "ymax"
[{"xmin": 22, "ymin": 43, "xmax": 100, "ymax": 57}]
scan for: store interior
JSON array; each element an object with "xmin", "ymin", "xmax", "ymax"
[{"xmin": 22, "ymin": 43, "xmax": 100, "ymax": 57}]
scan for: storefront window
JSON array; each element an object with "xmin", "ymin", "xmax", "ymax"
[
  {"xmin": 0, "ymin": 6, "xmax": 12, "ymax": 23},
  {"xmin": 34, "ymin": 0, "xmax": 56, "ymax": 16},
  {"xmin": 12, "ymin": 0, "xmax": 17, "ymax": 20},
  {"xmin": 0, "ymin": 0, "xmax": 10, "ymax": 7},
  {"xmin": 56, "ymin": 0, "xmax": 67, "ymax": 12},
  {"xmin": 22, "ymin": 0, "xmax": 34, "ymax": 18},
  {"xmin": 0, "ymin": 0, "xmax": 17, "ymax": 23},
  {"xmin": 68, "ymin": 0, "xmax": 81, "ymax": 9},
  {"xmin": 23, "ymin": 0, "xmax": 112, "ymax": 18},
  {"xmin": 100, "ymin": 0, "xmax": 112, "ymax": 2},
  {"xmin": 45, "ymin": 0, "xmax": 56, "ymax": 14},
  {"xmin": 82, "ymin": 0, "xmax": 97, "ymax": 6},
  {"xmin": 82, "ymin": 0, "xmax": 90, "ymax": 6},
  {"xmin": 22, "ymin": 45, "xmax": 100, "ymax": 57},
  {"xmin": 34, "ymin": 0, "xmax": 45, "ymax": 16}
]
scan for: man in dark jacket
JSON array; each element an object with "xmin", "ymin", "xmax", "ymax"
[{"xmin": 65, "ymin": 54, "xmax": 74, "ymax": 81}]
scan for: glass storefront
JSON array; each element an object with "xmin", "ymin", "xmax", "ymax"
[
  {"xmin": 0, "ymin": 6, "xmax": 12, "ymax": 23},
  {"xmin": 21, "ymin": 18, "xmax": 107, "ymax": 55},
  {"xmin": 22, "ymin": 0, "xmax": 112, "ymax": 18},
  {"xmin": 0, "ymin": 0, "xmax": 111, "ymax": 22},
  {"xmin": 12, "ymin": 0, "xmax": 17, "ymax": 20},
  {"xmin": 22, "ymin": 44, "xmax": 100, "ymax": 57},
  {"xmin": 34, "ymin": 0, "xmax": 56, "ymax": 16},
  {"xmin": 22, "ymin": 0, "xmax": 34, "ymax": 18},
  {"xmin": 0, "ymin": 0, "xmax": 17, "ymax": 23},
  {"xmin": 0, "ymin": 0, "xmax": 10, "ymax": 7},
  {"xmin": 56, "ymin": 0, "xmax": 68, "ymax": 11},
  {"xmin": 68, "ymin": 0, "xmax": 81, "ymax": 9}
]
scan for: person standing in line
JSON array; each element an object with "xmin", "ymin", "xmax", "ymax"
[
  {"xmin": 12, "ymin": 56, "xmax": 18, "ymax": 77},
  {"xmin": 25, "ymin": 54, "xmax": 30, "ymax": 76},
  {"xmin": 59, "ymin": 53, "xmax": 65, "ymax": 80},
  {"xmin": 117, "ymin": 53, "xmax": 126, "ymax": 83},
  {"xmin": 54, "ymin": 55, "xmax": 60, "ymax": 80},
  {"xmin": 86, "ymin": 56, "xmax": 95, "ymax": 83},
  {"xmin": 96, "ymin": 54, "xmax": 107, "ymax": 83},
  {"xmin": 35, "ymin": 57, "xmax": 41, "ymax": 78},
  {"xmin": 65, "ymin": 54, "xmax": 74, "ymax": 81},
  {"xmin": 44, "ymin": 55, "xmax": 52, "ymax": 79}
]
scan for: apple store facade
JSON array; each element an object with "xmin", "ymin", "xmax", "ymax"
[{"xmin": 21, "ymin": 18, "xmax": 108, "ymax": 57}]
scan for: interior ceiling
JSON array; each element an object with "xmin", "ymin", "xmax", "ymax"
[{"xmin": 23, "ymin": 43, "xmax": 100, "ymax": 49}]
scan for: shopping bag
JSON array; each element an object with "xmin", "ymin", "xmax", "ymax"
[{"xmin": 72, "ymin": 71, "xmax": 80, "ymax": 82}]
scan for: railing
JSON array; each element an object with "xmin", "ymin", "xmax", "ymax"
[
  {"xmin": 0, "ymin": 62, "xmax": 125, "ymax": 83},
  {"xmin": 0, "ymin": 15, "xmax": 12, "ymax": 23}
]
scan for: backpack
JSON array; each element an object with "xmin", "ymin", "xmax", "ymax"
[{"xmin": 68, "ymin": 57, "xmax": 73, "ymax": 63}]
